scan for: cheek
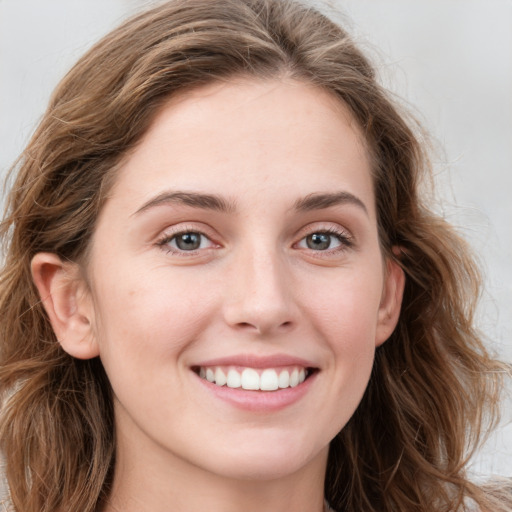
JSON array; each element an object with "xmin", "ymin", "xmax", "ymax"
[
  {"xmin": 303, "ymin": 267, "xmax": 383, "ymax": 415},
  {"xmin": 90, "ymin": 267, "xmax": 217, "ymax": 371},
  {"xmin": 306, "ymin": 268, "xmax": 384, "ymax": 348}
]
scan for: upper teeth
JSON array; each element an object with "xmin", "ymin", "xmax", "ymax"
[{"xmin": 198, "ymin": 366, "xmax": 307, "ymax": 391}]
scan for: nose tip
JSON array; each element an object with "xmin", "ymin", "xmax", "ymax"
[{"xmin": 222, "ymin": 254, "xmax": 297, "ymax": 336}]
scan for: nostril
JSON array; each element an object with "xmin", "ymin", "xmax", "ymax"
[
  {"xmin": 236, "ymin": 322, "xmax": 256, "ymax": 329},
  {"xmin": 235, "ymin": 320, "xmax": 294, "ymax": 331}
]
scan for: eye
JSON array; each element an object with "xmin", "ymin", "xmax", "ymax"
[
  {"xmin": 296, "ymin": 230, "xmax": 351, "ymax": 251},
  {"xmin": 158, "ymin": 231, "xmax": 215, "ymax": 253}
]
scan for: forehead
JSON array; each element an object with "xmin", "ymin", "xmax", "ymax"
[{"xmin": 107, "ymin": 78, "xmax": 374, "ymax": 218}]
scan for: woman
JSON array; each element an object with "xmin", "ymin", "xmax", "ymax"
[{"xmin": 0, "ymin": 0, "xmax": 510, "ymax": 511}]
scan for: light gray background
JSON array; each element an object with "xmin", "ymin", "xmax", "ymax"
[{"xmin": 1, "ymin": 0, "xmax": 511, "ymax": 480}]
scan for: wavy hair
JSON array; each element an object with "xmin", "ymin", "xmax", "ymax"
[{"xmin": 1, "ymin": 0, "xmax": 510, "ymax": 510}]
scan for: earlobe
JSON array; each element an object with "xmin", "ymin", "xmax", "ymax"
[
  {"xmin": 31, "ymin": 252, "xmax": 99, "ymax": 359},
  {"xmin": 375, "ymin": 253, "xmax": 405, "ymax": 347}
]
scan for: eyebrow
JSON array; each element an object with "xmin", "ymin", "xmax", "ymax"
[
  {"xmin": 133, "ymin": 189, "xmax": 368, "ymax": 217},
  {"xmin": 133, "ymin": 190, "xmax": 237, "ymax": 216},
  {"xmin": 293, "ymin": 191, "xmax": 368, "ymax": 215}
]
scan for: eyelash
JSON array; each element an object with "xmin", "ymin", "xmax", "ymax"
[
  {"xmin": 295, "ymin": 227, "xmax": 354, "ymax": 254},
  {"xmin": 156, "ymin": 226, "xmax": 218, "ymax": 255},
  {"xmin": 155, "ymin": 226, "xmax": 354, "ymax": 256}
]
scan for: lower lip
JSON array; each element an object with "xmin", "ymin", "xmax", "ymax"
[{"xmin": 193, "ymin": 371, "xmax": 318, "ymax": 412}]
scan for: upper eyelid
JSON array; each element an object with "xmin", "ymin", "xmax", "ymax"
[
  {"xmin": 157, "ymin": 231, "xmax": 215, "ymax": 245},
  {"xmin": 153, "ymin": 221, "xmax": 354, "ymax": 245},
  {"xmin": 292, "ymin": 223, "xmax": 356, "ymax": 252},
  {"xmin": 294, "ymin": 222, "xmax": 353, "ymax": 239},
  {"xmin": 154, "ymin": 223, "xmax": 219, "ymax": 252},
  {"xmin": 156, "ymin": 231, "xmax": 219, "ymax": 257},
  {"xmin": 296, "ymin": 230, "xmax": 353, "ymax": 246},
  {"xmin": 156, "ymin": 222, "xmax": 217, "ymax": 240}
]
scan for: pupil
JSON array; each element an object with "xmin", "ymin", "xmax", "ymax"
[
  {"xmin": 307, "ymin": 233, "xmax": 330, "ymax": 250},
  {"xmin": 176, "ymin": 232, "xmax": 200, "ymax": 250}
]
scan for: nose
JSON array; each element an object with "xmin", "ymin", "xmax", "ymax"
[{"xmin": 222, "ymin": 248, "xmax": 297, "ymax": 336}]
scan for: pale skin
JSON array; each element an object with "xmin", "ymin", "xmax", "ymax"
[{"xmin": 31, "ymin": 78, "xmax": 405, "ymax": 512}]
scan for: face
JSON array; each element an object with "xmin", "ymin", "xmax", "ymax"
[{"xmin": 76, "ymin": 79, "xmax": 403, "ymax": 481}]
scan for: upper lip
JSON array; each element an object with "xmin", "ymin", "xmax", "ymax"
[{"xmin": 192, "ymin": 354, "xmax": 318, "ymax": 369}]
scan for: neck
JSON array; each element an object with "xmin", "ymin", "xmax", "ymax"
[{"xmin": 101, "ymin": 431, "xmax": 328, "ymax": 512}]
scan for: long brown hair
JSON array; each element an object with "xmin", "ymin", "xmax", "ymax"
[{"xmin": 1, "ymin": 1, "xmax": 510, "ymax": 511}]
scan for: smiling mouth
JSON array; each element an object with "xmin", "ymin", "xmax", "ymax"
[{"xmin": 192, "ymin": 366, "xmax": 316, "ymax": 391}]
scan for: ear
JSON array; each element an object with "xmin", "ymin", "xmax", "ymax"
[
  {"xmin": 375, "ymin": 250, "xmax": 405, "ymax": 347},
  {"xmin": 31, "ymin": 252, "xmax": 99, "ymax": 359}
]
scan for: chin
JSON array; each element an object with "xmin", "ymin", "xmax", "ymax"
[{"xmin": 196, "ymin": 434, "xmax": 328, "ymax": 482}]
